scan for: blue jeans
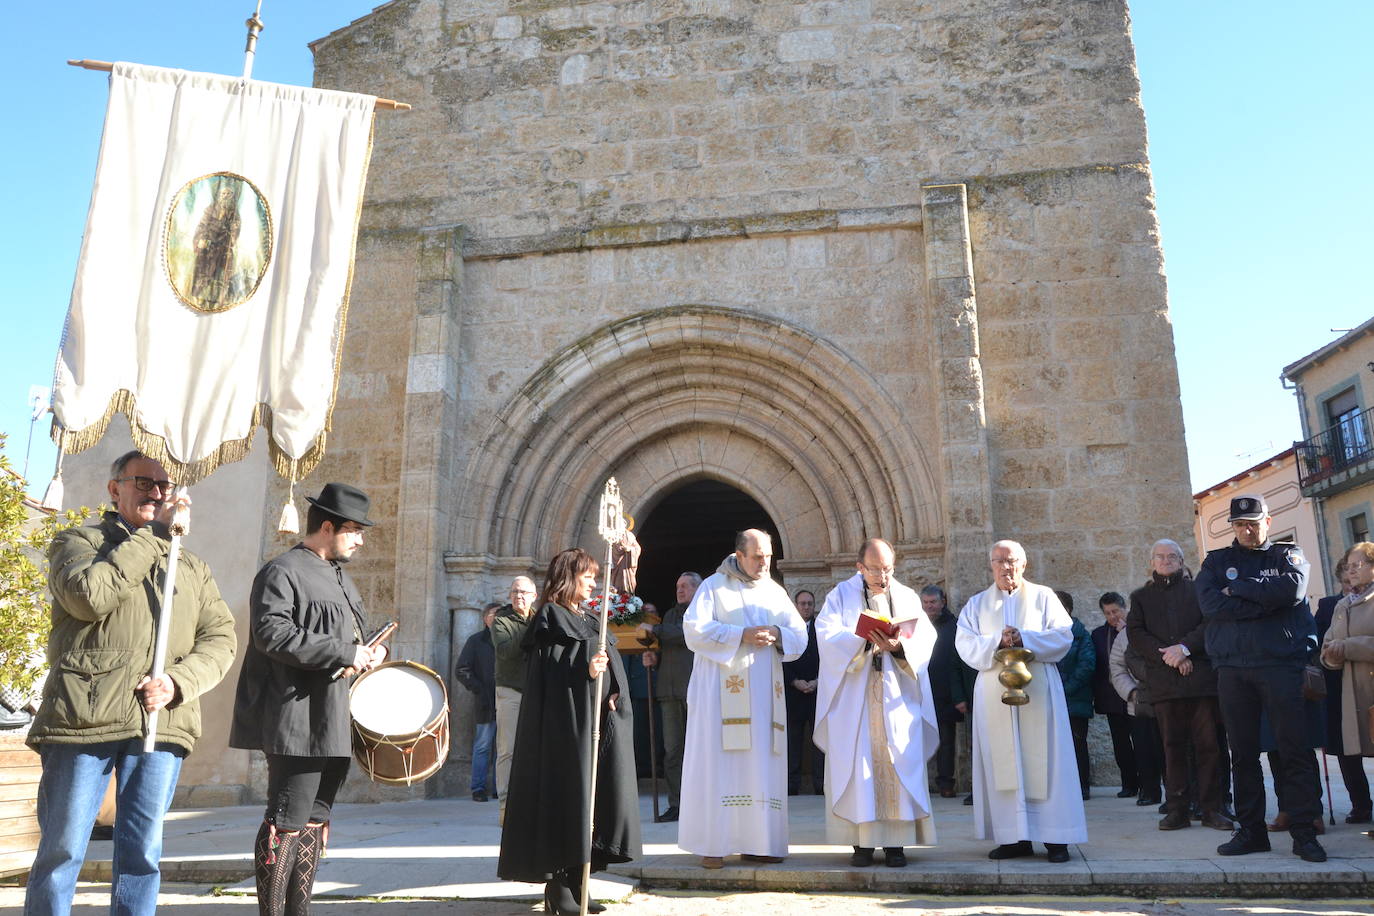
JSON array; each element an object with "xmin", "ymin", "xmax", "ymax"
[
  {"xmin": 25, "ymin": 740, "xmax": 184, "ymax": 916},
  {"xmin": 471, "ymin": 722, "xmax": 496, "ymax": 793}
]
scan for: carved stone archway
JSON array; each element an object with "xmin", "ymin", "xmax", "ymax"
[{"xmin": 449, "ymin": 304, "xmax": 943, "ymax": 598}]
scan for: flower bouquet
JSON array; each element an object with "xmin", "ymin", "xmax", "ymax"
[{"xmin": 583, "ymin": 589, "xmax": 646, "ymax": 626}]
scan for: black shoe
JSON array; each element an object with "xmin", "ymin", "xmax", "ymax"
[
  {"xmin": 559, "ymin": 869, "xmax": 604, "ymax": 913},
  {"xmin": 1116, "ymin": 787, "xmax": 1138, "ymax": 798},
  {"xmin": 654, "ymin": 806, "xmax": 679, "ymax": 823},
  {"xmin": 1045, "ymin": 843, "xmax": 1070, "ymax": 863},
  {"xmin": 988, "ymin": 840, "xmax": 1034, "ymax": 859},
  {"xmin": 90, "ymin": 824, "xmax": 114, "ymax": 841},
  {"xmin": 850, "ymin": 846, "xmax": 874, "ymax": 867},
  {"xmin": 1347, "ymin": 807, "xmax": 1372, "ymax": 824},
  {"xmin": 1217, "ymin": 826, "xmax": 1271, "ymax": 856},
  {"xmin": 883, "ymin": 847, "xmax": 906, "ymax": 867},
  {"xmin": 1137, "ymin": 795, "xmax": 1161, "ymax": 807},
  {"xmin": 1292, "ymin": 835, "xmax": 1327, "ymax": 863},
  {"xmin": 1159, "ymin": 811, "xmax": 1190, "ymax": 830},
  {"xmin": 472, "ymin": 790, "xmax": 489, "ymax": 802},
  {"xmin": 963, "ymin": 794, "xmax": 974, "ymax": 806},
  {"xmin": 544, "ymin": 877, "xmax": 579, "ymax": 916},
  {"xmin": 1219, "ymin": 805, "xmax": 1237, "ymax": 821},
  {"xmin": 1081, "ymin": 788, "xmax": 1090, "ymax": 801}
]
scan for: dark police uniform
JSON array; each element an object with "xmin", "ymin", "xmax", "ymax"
[{"xmin": 1196, "ymin": 496, "xmax": 1319, "ymax": 854}]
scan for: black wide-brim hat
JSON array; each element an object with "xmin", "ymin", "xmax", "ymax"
[{"xmin": 306, "ymin": 483, "xmax": 375, "ymax": 527}]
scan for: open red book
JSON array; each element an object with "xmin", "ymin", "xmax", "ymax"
[{"xmin": 855, "ymin": 610, "xmax": 900, "ymax": 641}]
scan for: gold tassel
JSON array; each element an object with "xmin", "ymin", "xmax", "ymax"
[
  {"xmin": 277, "ymin": 470, "xmax": 299, "ymax": 535},
  {"xmin": 40, "ymin": 439, "xmax": 65, "ymax": 511}
]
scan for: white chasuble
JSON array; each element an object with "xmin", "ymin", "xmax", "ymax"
[
  {"xmin": 678, "ymin": 557, "xmax": 807, "ymax": 858},
  {"xmin": 813, "ymin": 574, "xmax": 938, "ymax": 847},
  {"xmin": 955, "ymin": 581, "xmax": 1088, "ymax": 845}
]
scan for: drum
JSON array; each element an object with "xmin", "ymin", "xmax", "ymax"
[{"xmin": 349, "ymin": 660, "xmax": 450, "ymax": 786}]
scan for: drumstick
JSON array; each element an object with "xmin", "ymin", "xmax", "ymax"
[{"xmin": 331, "ymin": 620, "xmax": 398, "ymax": 681}]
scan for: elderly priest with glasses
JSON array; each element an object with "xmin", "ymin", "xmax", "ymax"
[{"xmin": 955, "ymin": 538, "xmax": 1087, "ymax": 863}]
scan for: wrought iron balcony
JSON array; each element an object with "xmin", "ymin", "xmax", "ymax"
[{"xmin": 1296, "ymin": 406, "xmax": 1374, "ymax": 494}]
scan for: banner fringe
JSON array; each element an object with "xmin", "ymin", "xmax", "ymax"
[{"xmin": 49, "ymin": 389, "xmax": 329, "ymax": 486}]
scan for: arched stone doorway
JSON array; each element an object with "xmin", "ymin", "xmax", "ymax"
[
  {"xmin": 635, "ymin": 478, "xmax": 784, "ymax": 612},
  {"xmin": 447, "ymin": 304, "xmax": 947, "ymax": 611}
]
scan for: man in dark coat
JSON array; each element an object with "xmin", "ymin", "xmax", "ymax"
[
  {"xmin": 921, "ymin": 585, "xmax": 963, "ymax": 798},
  {"xmin": 782, "ymin": 589, "xmax": 824, "ymax": 795},
  {"xmin": 1092, "ymin": 591, "xmax": 1138, "ymax": 798},
  {"xmin": 1197, "ymin": 493, "xmax": 1324, "ymax": 863},
  {"xmin": 1127, "ymin": 539, "xmax": 1232, "ymax": 832},
  {"xmin": 640, "ymin": 572, "xmax": 700, "ymax": 821},
  {"xmin": 230, "ymin": 483, "xmax": 388, "ymax": 915},
  {"xmin": 456, "ymin": 603, "xmax": 499, "ymax": 801},
  {"xmin": 1055, "ymin": 591, "xmax": 1096, "ymax": 800}
]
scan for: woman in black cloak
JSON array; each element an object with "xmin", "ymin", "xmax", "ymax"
[{"xmin": 497, "ymin": 548, "xmax": 641, "ymax": 914}]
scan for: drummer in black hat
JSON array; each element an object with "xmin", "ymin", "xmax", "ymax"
[
  {"xmin": 230, "ymin": 483, "xmax": 388, "ymax": 915},
  {"xmin": 1195, "ymin": 492, "xmax": 1324, "ymax": 863}
]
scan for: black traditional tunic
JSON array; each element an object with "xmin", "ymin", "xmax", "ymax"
[{"xmin": 497, "ymin": 602, "xmax": 641, "ymax": 881}]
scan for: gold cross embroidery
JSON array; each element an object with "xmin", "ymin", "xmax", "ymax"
[
  {"xmin": 726, "ymin": 675, "xmax": 745, "ymax": 693},
  {"xmin": 774, "ymin": 682, "xmax": 783, "ymax": 698}
]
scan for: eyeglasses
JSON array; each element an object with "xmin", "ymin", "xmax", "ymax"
[
  {"xmin": 114, "ymin": 476, "xmax": 174, "ymax": 493},
  {"xmin": 861, "ymin": 563, "xmax": 894, "ymax": 576}
]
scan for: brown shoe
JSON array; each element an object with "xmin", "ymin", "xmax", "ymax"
[
  {"xmin": 1200, "ymin": 810, "xmax": 1234, "ymax": 831},
  {"xmin": 741, "ymin": 854, "xmax": 784, "ymax": 863},
  {"xmin": 1267, "ymin": 812, "xmax": 1290, "ymax": 832},
  {"xmin": 701, "ymin": 856, "xmax": 724, "ymax": 869},
  {"xmin": 1159, "ymin": 810, "xmax": 1191, "ymax": 830},
  {"xmin": 939, "ymin": 786, "xmax": 956, "ymax": 798}
]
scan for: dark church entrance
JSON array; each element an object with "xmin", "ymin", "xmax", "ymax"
[{"xmin": 633, "ymin": 478, "xmax": 784, "ymax": 613}]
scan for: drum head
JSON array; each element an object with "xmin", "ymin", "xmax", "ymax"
[{"xmin": 350, "ymin": 662, "xmax": 446, "ymax": 737}]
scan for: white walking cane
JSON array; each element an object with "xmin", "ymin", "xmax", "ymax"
[
  {"xmin": 581, "ymin": 478, "xmax": 626, "ymax": 916},
  {"xmin": 144, "ymin": 488, "xmax": 190, "ymax": 753}
]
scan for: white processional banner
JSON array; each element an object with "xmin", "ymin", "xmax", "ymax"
[{"xmin": 52, "ymin": 62, "xmax": 376, "ymax": 483}]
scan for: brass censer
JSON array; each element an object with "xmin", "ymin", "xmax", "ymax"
[{"xmin": 993, "ymin": 647, "xmax": 1035, "ymax": 706}]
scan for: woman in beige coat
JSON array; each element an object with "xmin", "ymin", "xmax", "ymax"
[{"xmin": 1320, "ymin": 542, "xmax": 1374, "ymax": 759}]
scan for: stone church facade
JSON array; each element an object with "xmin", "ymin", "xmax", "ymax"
[{"xmin": 64, "ymin": 0, "xmax": 1194, "ymax": 800}]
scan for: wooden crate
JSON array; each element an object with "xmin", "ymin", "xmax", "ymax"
[{"xmin": 0, "ymin": 733, "xmax": 40, "ymax": 879}]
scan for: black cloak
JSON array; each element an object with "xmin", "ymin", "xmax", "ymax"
[{"xmin": 497, "ymin": 602, "xmax": 641, "ymax": 882}]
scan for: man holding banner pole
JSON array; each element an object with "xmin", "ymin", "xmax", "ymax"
[{"xmin": 25, "ymin": 450, "xmax": 237, "ymax": 916}]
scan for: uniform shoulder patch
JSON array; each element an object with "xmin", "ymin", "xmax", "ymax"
[{"xmin": 1285, "ymin": 546, "xmax": 1304, "ymax": 566}]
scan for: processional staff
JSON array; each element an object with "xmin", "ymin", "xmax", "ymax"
[{"xmin": 582, "ymin": 478, "xmax": 626, "ymax": 916}]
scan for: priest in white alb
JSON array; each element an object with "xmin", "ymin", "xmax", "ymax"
[
  {"xmin": 955, "ymin": 539, "xmax": 1088, "ymax": 863},
  {"xmin": 679, "ymin": 529, "xmax": 809, "ymax": 869},
  {"xmin": 813, "ymin": 538, "xmax": 939, "ymax": 868}
]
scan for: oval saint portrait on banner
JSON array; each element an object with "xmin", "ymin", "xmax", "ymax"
[{"xmin": 164, "ymin": 172, "xmax": 272, "ymax": 313}]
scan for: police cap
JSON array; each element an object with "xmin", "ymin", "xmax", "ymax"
[{"xmin": 1228, "ymin": 494, "xmax": 1269, "ymax": 522}]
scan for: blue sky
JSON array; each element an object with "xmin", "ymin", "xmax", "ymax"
[{"xmin": 1, "ymin": 1, "xmax": 1369, "ymax": 499}]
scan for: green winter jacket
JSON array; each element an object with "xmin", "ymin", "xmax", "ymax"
[{"xmin": 28, "ymin": 511, "xmax": 237, "ymax": 753}]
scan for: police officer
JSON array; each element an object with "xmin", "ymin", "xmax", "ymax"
[{"xmin": 1196, "ymin": 494, "xmax": 1325, "ymax": 863}]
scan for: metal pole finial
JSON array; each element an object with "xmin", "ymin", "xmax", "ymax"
[
  {"xmin": 597, "ymin": 478, "xmax": 626, "ymax": 544},
  {"xmin": 242, "ymin": 3, "xmax": 265, "ymax": 80}
]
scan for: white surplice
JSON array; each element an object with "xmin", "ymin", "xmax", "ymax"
[
  {"xmin": 678, "ymin": 557, "xmax": 808, "ymax": 858},
  {"xmin": 955, "ymin": 581, "xmax": 1088, "ymax": 845},
  {"xmin": 813, "ymin": 573, "xmax": 938, "ymax": 848}
]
